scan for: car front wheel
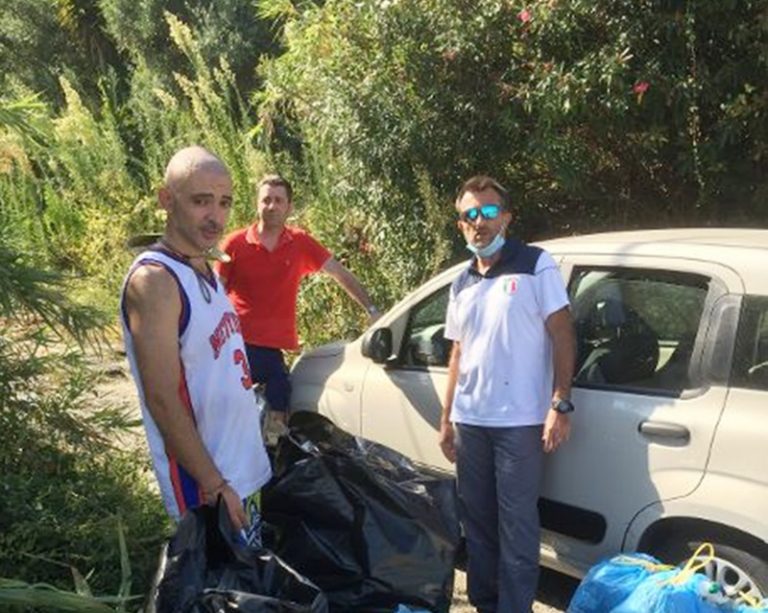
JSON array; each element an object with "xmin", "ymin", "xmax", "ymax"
[{"xmin": 654, "ymin": 539, "xmax": 768, "ymax": 603}]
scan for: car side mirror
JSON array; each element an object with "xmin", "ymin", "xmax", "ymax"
[{"xmin": 362, "ymin": 327, "xmax": 393, "ymax": 364}]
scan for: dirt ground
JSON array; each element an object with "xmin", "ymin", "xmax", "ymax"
[
  {"xmin": 452, "ymin": 568, "xmax": 578, "ymax": 612},
  {"xmin": 96, "ymin": 349, "xmax": 579, "ymax": 612}
]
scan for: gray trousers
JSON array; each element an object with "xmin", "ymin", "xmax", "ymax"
[{"xmin": 455, "ymin": 424, "xmax": 544, "ymax": 613}]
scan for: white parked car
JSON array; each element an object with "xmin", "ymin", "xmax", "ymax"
[{"xmin": 290, "ymin": 229, "xmax": 768, "ymax": 600}]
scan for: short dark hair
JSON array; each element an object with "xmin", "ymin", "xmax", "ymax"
[
  {"xmin": 257, "ymin": 174, "xmax": 293, "ymax": 202},
  {"xmin": 455, "ymin": 175, "xmax": 510, "ymax": 211}
]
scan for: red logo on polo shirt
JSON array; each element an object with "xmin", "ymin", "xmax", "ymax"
[{"xmin": 503, "ymin": 276, "xmax": 519, "ymax": 295}]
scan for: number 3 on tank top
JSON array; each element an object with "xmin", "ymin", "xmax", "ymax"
[{"xmin": 233, "ymin": 348, "xmax": 253, "ymax": 389}]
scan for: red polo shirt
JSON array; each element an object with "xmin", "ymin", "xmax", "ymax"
[{"xmin": 216, "ymin": 224, "xmax": 331, "ymax": 350}]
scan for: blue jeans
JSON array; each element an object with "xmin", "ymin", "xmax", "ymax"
[
  {"xmin": 245, "ymin": 344, "xmax": 291, "ymax": 412},
  {"xmin": 455, "ymin": 424, "xmax": 544, "ymax": 613}
]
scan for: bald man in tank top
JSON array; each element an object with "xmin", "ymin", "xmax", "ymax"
[{"xmin": 121, "ymin": 146, "xmax": 271, "ymax": 543}]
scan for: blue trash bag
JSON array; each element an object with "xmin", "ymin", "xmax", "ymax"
[
  {"xmin": 568, "ymin": 553, "xmax": 670, "ymax": 613},
  {"xmin": 612, "ymin": 569, "xmax": 726, "ymax": 613},
  {"xmin": 393, "ymin": 606, "xmax": 431, "ymax": 613}
]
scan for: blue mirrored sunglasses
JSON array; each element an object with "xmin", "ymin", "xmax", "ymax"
[{"xmin": 459, "ymin": 203, "xmax": 502, "ymax": 223}]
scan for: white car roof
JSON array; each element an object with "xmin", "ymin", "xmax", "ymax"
[
  {"xmin": 539, "ymin": 228, "xmax": 768, "ymax": 250},
  {"xmin": 436, "ymin": 228, "xmax": 768, "ymax": 295},
  {"xmin": 534, "ymin": 228, "xmax": 768, "ymax": 295}
]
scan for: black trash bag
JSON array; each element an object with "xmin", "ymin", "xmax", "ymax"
[
  {"xmin": 148, "ymin": 500, "xmax": 328, "ymax": 613},
  {"xmin": 262, "ymin": 411, "xmax": 461, "ymax": 613}
]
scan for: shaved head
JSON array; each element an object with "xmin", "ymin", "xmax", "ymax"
[
  {"xmin": 163, "ymin": 146, "xmax": 229, "ymax": 191},
  {"xmin": 156, "ymin": 146, "xmax": 233, "ymax": 257}
]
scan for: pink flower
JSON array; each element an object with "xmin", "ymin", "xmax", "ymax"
[
  {"xmin": 518, "ymin": 8, "xmax": 532, "ymax": 23},
  {"xmin": 632, "ymin": 80, "xmax": 650, "ymax": 104},
  {"xmin": 633, "ymin": 81, "xmax": 650, "ymax": 94}
]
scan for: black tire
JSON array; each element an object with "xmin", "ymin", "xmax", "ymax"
[{"xmin": 654, "ymin": 538, "xmax": 768, "ymax": 602}]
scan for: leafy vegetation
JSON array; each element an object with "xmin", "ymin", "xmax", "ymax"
[
  {"xmin": 0, "ymin": 0, "xmax": 766, "ymax": 607},
  {"xmin": 259, "ymin": 0, "xmax": 768, "ymax": 243},
  {"xmin": 0, "ymin": 85, "xmax": 166, "ymax": 611},
  {"xmin": 0, "ymin": 238, "xmax": 168, "ymax": 605}
]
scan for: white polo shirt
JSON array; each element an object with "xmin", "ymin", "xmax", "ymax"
[{"xmin": 444, "ymin": 239, "xmax": 569, "ymax": 427}]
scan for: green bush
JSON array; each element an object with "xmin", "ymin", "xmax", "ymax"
[
  {"xmin": 259, "ymin": 0, "xmax": 768, "ymax": 239},
  {"xmin": 0, "ymin": 0, "xmax": 766, "ymax": 604},
  {"xmin": 0, "ymin": 423, "xmax": 168, "ymax": 598},
  {"xmin": 0, "ymin": 0, "xmax": 124, "ymax": 108},
  {"xmin": 0, "ymin": 240, "xmax": 168, "ymax": 601},
  {"xmin": 0, "ymin": 11, "xmax": 270, "ymax": 313},
  {"xmin": 0, "ymin": 14, "xmax": 271, "ymax": 602},
  {"xmin": 100, "ymin": 0, "xmax": 280, "ymax": 95}
]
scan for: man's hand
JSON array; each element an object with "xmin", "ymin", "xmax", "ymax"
[
  {"xmin": 542, "ymin": 409, "xmax": 571, "ymax": 453},
  {"xmin": 204, "ymin": 480, "xmax": 248, "ymax": 530},
  {"xmin": 438, "ymin": 421, "xmax": 456, "ymax": 463},
  {"xmin": 220, "ymin": 483, "xmax": 248, "ymax": 530}
]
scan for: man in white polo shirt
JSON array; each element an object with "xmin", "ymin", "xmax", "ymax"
[{"xmin": 438, "ymin": 175, "xmax": 576, "ymax": 613}]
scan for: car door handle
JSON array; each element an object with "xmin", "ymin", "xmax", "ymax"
[{"xmin": 638, "ymin": 420, "xmax": 690, "ymax": 442}]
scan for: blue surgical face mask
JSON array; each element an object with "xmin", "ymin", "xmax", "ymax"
[{"xmin": 466, "ymin": 232, "xmax": 505, "ymax": 258}]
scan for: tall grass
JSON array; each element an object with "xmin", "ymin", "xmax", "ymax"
[
  {"xmin": 0, "ymin": 10, "xmax": 386, "ymax": 608},
  {"xmin": 0, "ymin": 234, "xmax": 168, "ymax": 605},
  {"xmin": 1, "ymin": 9, "xmax": 438, "ymax": 604},
  {"xmin": 0, "ymin": 519, "xmax": 140, "ymax": 612},
  {"xmin": 0, "ymin": 12, "xmax": 272, "ymax": 605},
  {"xmin": 0, "ymin": 12, "xmax": 270, "ymax": 314}
]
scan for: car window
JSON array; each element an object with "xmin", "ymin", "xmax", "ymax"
[
  {"xmin": 399, "ymin": 285, "xmax": 451, "ymax": 368},
  {"xmin": 731, "ymin": 296, "xmax": 768, "ymax": 391},
  {"xmin": 569, "ymin": 267, "xmax": 709, "ymax": 394}
]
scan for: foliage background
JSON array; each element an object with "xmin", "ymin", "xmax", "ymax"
[{"xmin": 0, "ymin": 0, "xmax": 766, "ymax": 605}]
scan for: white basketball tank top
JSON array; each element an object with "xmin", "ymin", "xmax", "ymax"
[{"xmin": 120, "ymin": 249, "xmax": 272, "ymax": 519}]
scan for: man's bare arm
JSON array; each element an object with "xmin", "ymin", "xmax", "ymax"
[
  {"xmin": 546, "ymin": 306, "xmax": 576, "ymax": 402},
  {"xmin": 125, "ymin": 265, "xmax": 246, "ymax": 527},
  {"xmin": 438, "ymin": 341, "xmax": 461, "ymax": 463},
  {"xmin": 322, "ymin": 258, "xmax": 379, "ymax": 320},
  {"xmin": 542, "ymin": 306, "xmax": 576, "ymax": 453}
]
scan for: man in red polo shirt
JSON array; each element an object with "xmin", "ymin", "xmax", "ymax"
[{"xmin": 216, "ymin": 174, "xmax": 379, "ymax": 424}]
